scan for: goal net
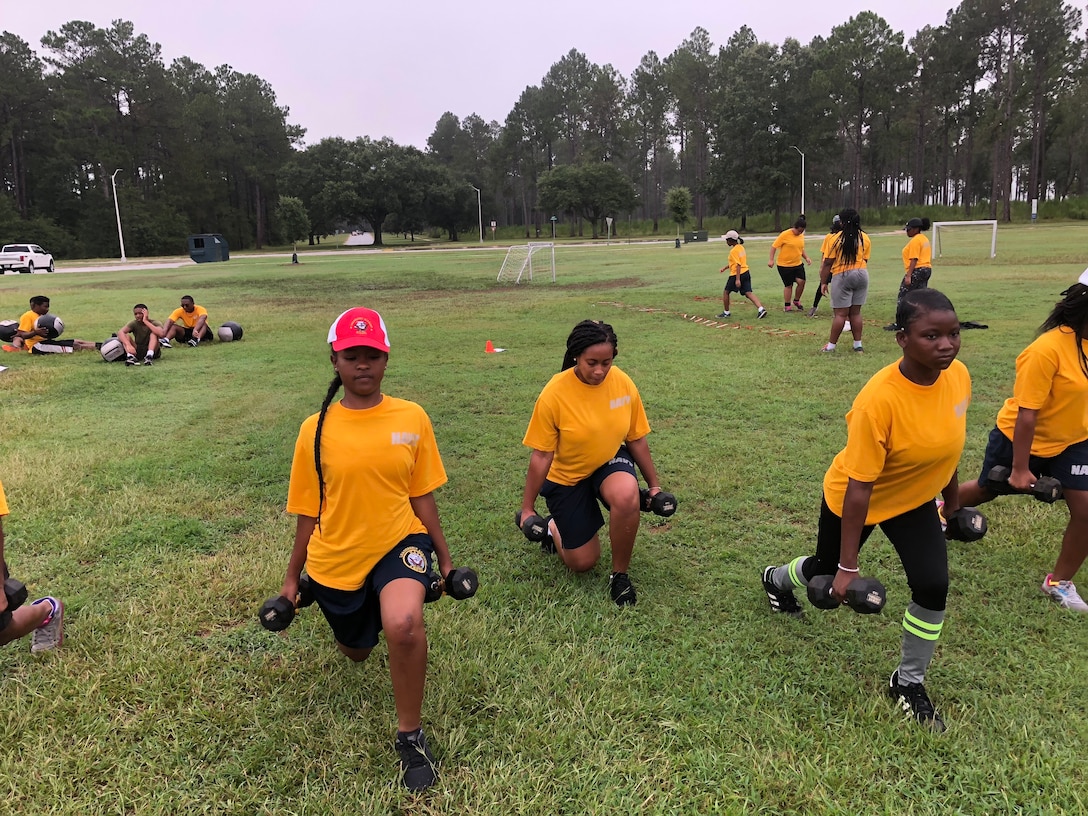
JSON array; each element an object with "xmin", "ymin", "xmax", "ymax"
[
  {"xmin": 931, "ymin": 220, "xmax": 997, "ymax": 262},
  {"xmin": 497, "ymin": 242, "xmax": 556, "ymax": 284}
]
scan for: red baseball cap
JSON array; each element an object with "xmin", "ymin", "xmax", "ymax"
[{"xmin": 327, "ymin": 307, "xmax": 390, "ymax": 352}]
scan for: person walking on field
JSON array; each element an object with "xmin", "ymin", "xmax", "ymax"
[
  {"xmin": 957, "ymin": 271, "xmax": 1088, "ymax": 612},
  {"xmin": 769, "ymin": 215, "xmax": 812, "ymax": 313},
  {"xmin": 519, "ymin": 319, "xmax": 671, "ymax": 606},
  {"xmin": 278, "ymin": 306, "xmax": 463, "ymax": 791},
  {"xmin": 762, "ymin": 289, "xmax": 970, "ymax": 732},
  {"xmin": 819, "ymin": 209, "xmax": 871, "ymax": 352},
  {"xmin": 718, "ymin": 230, "xmax": 768, "ymax": 320},
  {"xmin": 886, "ymin": 217, "xmax": 933, "ymax": 331}
]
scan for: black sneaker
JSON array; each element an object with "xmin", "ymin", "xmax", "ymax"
[
  {"xmin": 187, "ymin": 338, "xmax": 200, "ymax": 347},
  {"xmin": 539, "ymin": 515, "xmax": 557, "ymax": 555},
  {"xmin": 609, "ymin": 572, "xmax": 637, "ymax": 606},
  {"xmin": 888, "ymin": 670, "xmax": 946, "ymax": 733},
  {"xmin": 761, "ymin": 565, "xmax": 804, "ymax": 618},
  {"xmin": 143, "ymin": 356, "xmax": 154, "ymax": 367},
  {"xmin": 125, "ymin": 354, "xmax": 139, "ymax": 366},
  {"xmin": 394, "ymin": 728, "xmax": 438, "ymax": 792}
]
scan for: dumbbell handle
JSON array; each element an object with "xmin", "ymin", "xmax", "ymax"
[{"xmin": 426, "ymin": 567, "xmax": 479, "ymax": 602}]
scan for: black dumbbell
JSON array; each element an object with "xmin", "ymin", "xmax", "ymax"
[
  {"xmin": 425, "ymin": 567, "xmax": 480, "ymax": 603},
  {"xmin": 807, "ymin": 574, "xmax": 886, "ymax": 614},
  {"xmin": 1, "ymin": 577, "xmax": 28, "ymax": 632},
  {"xmin": 986, "ymin": 465, "xmax": 1063, "ymax": 503},
  {"xmin": 639, "ymin": 488, "xmax": 678, "ymax": 517},
  {"xmin": 258, "ymin": 574, "xmax": 316, "ymax": 632},
  {"xmin": 514, "ymin": 510, "xmax": 551, "ymax": 542},
  {"xmin": 944, "ymin": 506, "xmax": 988, "ymax": 541}
]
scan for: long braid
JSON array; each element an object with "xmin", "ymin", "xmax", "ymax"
[
  {"xmin": 561, "ymin": 320, "xmax": 619, "ymax": 370},
  {"xmin": 836, "ymin": 208, "xmax": 863, "ymax": 266},
  {"xmin": 1039, "ymin": 282, "xmax": 1088, "ymax": 380},
  {"xmin": 313, "ymin": 373, "xmax": 343, "ymax": 530}
]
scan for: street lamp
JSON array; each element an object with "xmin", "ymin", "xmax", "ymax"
[
  {"xmin": 110, "ymin": 168, "xmax": 127, "ymax": 261},
  {"xmin": 790, "ymin": 146, "xmax": 805, "ymax": 215},
  {"xmin": 470, "ymin": 185, "xmax": 482, "ymax": 243}
]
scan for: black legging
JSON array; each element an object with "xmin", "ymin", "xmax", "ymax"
[{"xmin": 804, "ymin": 497, "xmax": 948, "ymax": 611}]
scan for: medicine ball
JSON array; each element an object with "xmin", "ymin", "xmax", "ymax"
[
  {"xmin": 217, "ymin": 321, "xmax": 243, "ymax": 342},
  {"xmin": 35, "ymin": 313, "xmax": 64, "ymax": 339},
  {"xmin": 100, "ymin": 337, "xmax": 125, "ymax": 362},
  {"xmin": 0, "ymin": 320, "xmax": 16, "ymax": 342}
]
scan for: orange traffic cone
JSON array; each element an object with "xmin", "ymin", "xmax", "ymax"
[{"xmin": 485, "ymin": 340, "xmax": 496, "ymax": 353}]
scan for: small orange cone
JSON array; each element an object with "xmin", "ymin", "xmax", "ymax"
[{"xmin": 485, "ymin": 340, "xmax": 496, "ymax": 353}]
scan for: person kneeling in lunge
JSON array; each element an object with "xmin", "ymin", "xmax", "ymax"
[
  {"xmin": 279, "ymin": 307, "xmax": 459, "ymax": 792},
  {"xmin": 761, "ymin": 289, "xmax": 970, "ymax": 732},
  {"xmin": 519, "ymin": 319, "xmax": 669, "ymax": 606}
]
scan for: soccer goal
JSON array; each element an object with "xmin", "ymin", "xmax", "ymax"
[
  {"xmin": 931, "ymin": 220, "xmax": 998, "ymax": 259},
  {"xmin": 497, "ymin": 242, "xmax": 556, "ymax": 284}
]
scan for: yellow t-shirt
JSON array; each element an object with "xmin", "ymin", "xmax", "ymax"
[
  {"xmin": 728, "ymin": 244, "xmax": 748, "ymax": 278},
  {"xmin": 823, "ymin": 359, "xmax": 971, "ymax": 524},
  {"xmin": 17, "ymin": 310, "xmax": 41, "ymax": 352},
  {"xmin": 902, "ymin": 233, "xmax": 932, "ymax": 272},
  {"xmin": 823, "ymin": 232, "xmax": 872, "ymax": 275},
  {"xmin": 523, "ymin": 366, "xmax": 651, "ymax": 486},
  {"xmin": 168, "ymin": 305, "xmax": 208, "ymax": 328},
  {"xmin": 772, "ymin": 230, "xmax": 805, "ymax": 267},
  {"xmin": 286, "ymin": 397, "xmax": 448, "ymax": 590},
  {"xmin": 0, "ymin": 478, "xmax": 8, "ymax": 517},
  {"xmin": 996, "ymin": 327, "xmax": 1088, "ymax": 456}
]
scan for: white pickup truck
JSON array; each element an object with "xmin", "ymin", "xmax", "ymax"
[{"xmin": 0, "ymin": 243, "xmax": 54, "ymax": 273}]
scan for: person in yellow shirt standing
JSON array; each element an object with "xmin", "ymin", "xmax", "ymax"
[
  {"xmin": 818, "ymin": 208, "xmax": 872, "ymax": 352},
  {"xmin": 762, "ymin": 289, "xmax": 970, "ymax": 732},
  {"xmin": 718, "ymin": 230, "xmax": 768, "ymax": 320},
  {"xmin": 162, "ymin": 295, "xmax": 210, "ymax": 347},
  {"xmin": 958, "ymin": 271, "xmax": 1088, "ymax": 612},
  {"xmin": 885, "ymin": 217, "xmax": 933, "ymax": 331},
  {"xmin": 768, "ymin": 215, "xmax": 812, "ymax": 313},
  {"xmin": 519, "ymin": 319, "xmax": 670, "ymax": 606},
  {"xmin": 278, "ymin": 306, "xmax": 461, "ymax": 791}
]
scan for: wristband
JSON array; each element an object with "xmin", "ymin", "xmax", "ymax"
[{"xmin": 837, "ymin": 563, "xmax": 860, "ymax": 573}]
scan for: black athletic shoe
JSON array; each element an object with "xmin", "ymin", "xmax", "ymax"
[
  {"xmin": 609, "ymin": 572, "xmax": 637, "ymax": 606},
  {"xmin": 761, "ymin": 565, "xmax": 804, "ymax": 618},
  {"xmin": 395, "ymin": 728, "xmax": 438, "ymax": 792},
  {"xmin": 888, "ymin": 670, "xmax": 946, "ymax": 733},
  {"xmin": 125, "ymin": 354, "xmax": 139, "ymax": 367}
]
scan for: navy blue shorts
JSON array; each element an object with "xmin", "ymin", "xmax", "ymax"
[
  {"xmin": 976, "ymin": 426, "xmax": 1088, "ymax": 492},
  {"xmin": 540, "ymin": 446, "xmax": 638, "ymax": 550},
  {"xmin": 724, "ymin": 272, "xmax": 754, "ymax": 295},
  {"xmin": 308, "ymin": 533, "xmax": 435, "ymax": 650}
]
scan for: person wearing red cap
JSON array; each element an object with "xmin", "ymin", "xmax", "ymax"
[
  {"xmin": 957, "ymin": 271, "xmax": 1088, "ymax": 613},
  {"xmin": 277, "ymin": 306, "xmax": 458, "ymax": 791}
]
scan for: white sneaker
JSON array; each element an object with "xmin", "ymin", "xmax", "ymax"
[
  {"xmin": 30, "ymin": 598, "xmax": 64, "ymax": 653},
  {"xmin": 159, "ymin": 337, "xmax": 172, "ymax": 349},
  {"xmin": 1041, "ymin": 574, "xmax": 1088, "ymax": 612}
]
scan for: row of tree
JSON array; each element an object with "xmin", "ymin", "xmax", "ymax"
[{"xmin": 2, "ymin": 2, "xmax": 1087, "ymax": 256}]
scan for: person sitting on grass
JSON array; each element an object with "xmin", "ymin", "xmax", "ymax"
[
  {"xmin": 519, "ymin": 319, "xmax": 669, "ymax": 606},
  {"xmin": 117, "ymin": 303, "xmax": 167, "ymax": 366},
  {"xmin": 278, "ymin": 306, "xmax": 459, "ymax": 792},
  {"xmin": 718, "ymin": 230, "xmax": 768, "ymax": 320},
  {"xmin": 5, "ymin": 295, "xmax": 97, "ymax": 354},
  {"xmin": 0, "ymin": 478, "xmax": 64, "ymax": 653},
  {"xmin": 162, "ymin": 295, "xmax": 210, "ymax": 347},
  {"xmin": 761, "ymin": 289, "xmax": 970, "ymax": 733},
  {"xmin": 957, "ymin": 269, "xmax": 1088, "ymax": 613}
]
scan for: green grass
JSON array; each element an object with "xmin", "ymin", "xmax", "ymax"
[{"xmin": 2, "ymin": 224, "xmax": 1087, "ymax": 814}]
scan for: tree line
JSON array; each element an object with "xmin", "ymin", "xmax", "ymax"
[{"xmin": 2, "ymin": 2, "xmax": 1086, "ymax": 257}]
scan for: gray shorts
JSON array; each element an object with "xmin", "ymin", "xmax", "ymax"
[{"xmin": 829, "ymin": 268, "xmax": 869, "ymax": 309}]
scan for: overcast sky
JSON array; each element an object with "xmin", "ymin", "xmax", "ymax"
[{"xmin": 8, "ymin": 1, "xmax": 973, "ymax": 149}]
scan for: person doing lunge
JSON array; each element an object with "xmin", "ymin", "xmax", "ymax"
[
  {"xmin": 519, "ymin": 319, "xmax": 669, "ymax": 606},
  {"xmin": 762, "ymin": 289, "xmax": 970, "ymax": 732},
  {"xmin": 957, "ymin": 270, "xmax": 1088, "ymax": 612}
]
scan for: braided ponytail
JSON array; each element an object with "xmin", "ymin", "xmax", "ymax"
[
  {"xmin": 313, "ymin": 373, "xmax": 343, "ymax": 530},
  {"xmin": 1040, "ymin": 282, "xmax": 1088, "ymax": 380},
  {"xmin": 561, "ymin": 320, "xmax": 618, "ymax": 371},
  {"xmin": 836, "ymin": 208, "xmax": 863, "ymax": 266}
]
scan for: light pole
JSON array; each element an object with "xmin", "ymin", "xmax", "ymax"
[
  {"xmin": 471, "ymin": 185, "xmax": 482, "ymax": 243},
  {"xmin": 110, "ymin": 168, "xmax": 127, "ymax": 261},
  {"xmin": 790, "ymin": 146, "xmax": 805, "ymax": 215}
]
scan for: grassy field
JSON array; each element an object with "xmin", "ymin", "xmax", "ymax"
[{"xmin": 1, "ymin": 223, "xmax": 1086, "ymax": 815}]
